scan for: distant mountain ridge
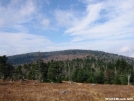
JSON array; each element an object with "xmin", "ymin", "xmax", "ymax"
[{"xmin": 7, "ymin": 49, "xmax": 134, "ymax": 65}]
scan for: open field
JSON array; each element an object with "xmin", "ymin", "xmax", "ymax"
[{"xmin": 0, "ymin": 80, "xmax": 134, "ymax": 101}]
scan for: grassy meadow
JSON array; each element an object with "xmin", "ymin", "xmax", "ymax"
[{"xmin": 0, "ymin": 80, "xmax": 134, "ymax": 101}]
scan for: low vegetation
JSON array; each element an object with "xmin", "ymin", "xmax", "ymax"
[{"xmin": 0, "ymin": 80, "xmax": 134, "ymax": 101}]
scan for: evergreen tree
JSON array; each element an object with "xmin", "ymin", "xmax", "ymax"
[
  {"xmin": 104, "ymin": 69, "xmax": 114, "ymax": 84},
  {"xmin": 120, "ymin": 75, "xmax": 127, "ymax": 85},
  {"xmin": 41, "ymin": 63, "xmax": 48, "ymax": 82},
  {"xmin": 87, "ymin": 73, "xmax": 96, "ymax": 83},
  {"xmin": 0, "ymin": 55, "xmax": 14, "ymax": 80},
  {"xmin": 15, "ymin": 65, "xmax": 23, "ymax": 79},
  {"xmin": 113, "ymin": 74, "xmax": 121, "ymax": 84},
  {"xmin": 130, "ymin": 70, "xmax": 134, "ymax": 85},
  {"xmin": 47, "ymin": 61, "xmax": 62, "ymax": 83},
  {"xmin": 96, "ymin": 71, "xmax": 104, "ymax": 84}
]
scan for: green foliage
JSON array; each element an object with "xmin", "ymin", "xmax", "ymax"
[
  {"xmin": 96, "ymin": 71, "xmax": 104, "ymax": 84},
  {"xmin": 48, "ymin": 67, "xmax": 57, "ymax": 82},
  {"xmin": 13, "ymin": 57, "xmax": 134, "ymax": 85},
  {"xmin": 0, "ymin": 55, "xmax": 14, "ymax": 80},
  {"xmin": 130, "ymin": 71, "xmax": 134, "ymax": 84},
  {"xmin": 113, "ymin": 74, "xmax": 121, "ymax": 84},
  {"xmin": 72, "ymin": 68, "xmax": 88, "ymax": 82},
  {"xmin": 104, "ymin": 70, "xmax": 114, "ymax": 84},
  {"xmin": 1, "ymin": 52, "xmax": 134, "ymax": 85},
  {"xmin": 120, "ymin": 75, "xmax": 127, "ymax": 85},
  {"xmin": 27, "ymin": 71, "xmax": 35, "ymax": 80},
  {"xmin": 87, "ymin": 74, "xmax": 96, "ymax": 83}
]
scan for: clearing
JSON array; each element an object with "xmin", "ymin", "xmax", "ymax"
[{"xmin": 0, "ymin": 80, "xmax": 134, "ymax": 101}]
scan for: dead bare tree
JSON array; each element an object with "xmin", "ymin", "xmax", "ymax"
[
  {"xmin": 128, "ymin": 74, "xmax": 131, "ymax": 85},
  {"xmin": 114, "ymin": 67, "xmax": 117, "ymax": 75}
]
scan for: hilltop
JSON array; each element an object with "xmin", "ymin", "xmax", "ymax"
[{"xmin": 7, "ymin": 49, "xmax": 134, "ymax": 65}]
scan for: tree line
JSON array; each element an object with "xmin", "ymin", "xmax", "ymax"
[{"xmin": 0, "ymin": 55, "xmax": 134, "ymax": 85}]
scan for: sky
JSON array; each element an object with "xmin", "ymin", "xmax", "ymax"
[{"xmin": 0, "ymin": 0, "xmax": 134, "ymax": 57}]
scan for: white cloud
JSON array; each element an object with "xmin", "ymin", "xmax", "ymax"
[
  {"xmin": 0, "ymin": 32, "xmax": 52, "ymax": 56},
  {"xmin": 131, "ymin": 54, "xmax": 134, "ymax": 58},
  {"xmin": 65, "ymin": 2, "xmax": 103, "ymax": 34},
  {"xmin": 120, "ymin": 46, "xmax": 132, "ymax": 53},
  {"xmin": 54, "ymin": 9, "xmax": 79, "ymax": 27},
  {"xmin": 41, "ymin": 19, "xmax": 50, "ymax": 29},
  {"xmin": 0, "ymin": 0, "xmax": 36, "ymax": 26},
  {"xmin": 65, "ymin": 0, "xmax": 134, "ymax": 41},
  {"xmin": 118, "ymin": 44, "xmax": 134, "ymax": 57}
]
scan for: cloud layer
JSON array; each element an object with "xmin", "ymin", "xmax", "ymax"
[
  {"xmin": 0, "ymin": 0, "xmax": 36, "ymax": 26},
  {"xmin": 0, "ymin": 0, "xmax": 134, "ymax": 57},
  {"xmin": 0, "ymin": 32, "xmax": 51, "ymax": 55},
  {"xmin": 65, "ymin": 0, "xmax": 134, "ymax": 41}
]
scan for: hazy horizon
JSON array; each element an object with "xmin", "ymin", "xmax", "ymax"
[{"xmin": 6, "ymin": 49, "xmax": 134, "ymax": 59}]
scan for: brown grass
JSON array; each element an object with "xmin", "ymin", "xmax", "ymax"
[{"xmin": 0, "ymin": 80, "xmax": 134, "ymax": 101}]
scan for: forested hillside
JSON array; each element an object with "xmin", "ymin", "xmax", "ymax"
[
  {"xmin": 0, "ymin": 50, "xmax": 134, "ymax": 85},
  {"xmin": 7, "ymin": 49, "xmax": 134, "ymax": 65}
]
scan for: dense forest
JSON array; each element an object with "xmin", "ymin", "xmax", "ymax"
[{"xmin": 0, "ymin": 50, "xmax": 134, "ymax": 85}]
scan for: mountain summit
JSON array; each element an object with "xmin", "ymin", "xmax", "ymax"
[{"xmin": 7, "ymin": 49, "xmax": 134, "ymax": 65}]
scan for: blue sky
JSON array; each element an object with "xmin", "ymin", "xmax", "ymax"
[{"xmin": 0, "ymin": 0, "xmax": 134, "ymax": 57}]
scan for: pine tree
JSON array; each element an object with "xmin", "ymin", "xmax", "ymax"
[
  {"xmin": 120, "ymin": 75, "xmax": 127, "ymax": 85},
  {"xmin": 0, "ymin": 55, "xmax": 14, "ymax": 80},
  {"xmin": 96, "ymin": 71, "xmax": 104, "ymax": 84},
  {"xmin": 113, "ymin": 74, "xmax": 121, "ymax": 84}
]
